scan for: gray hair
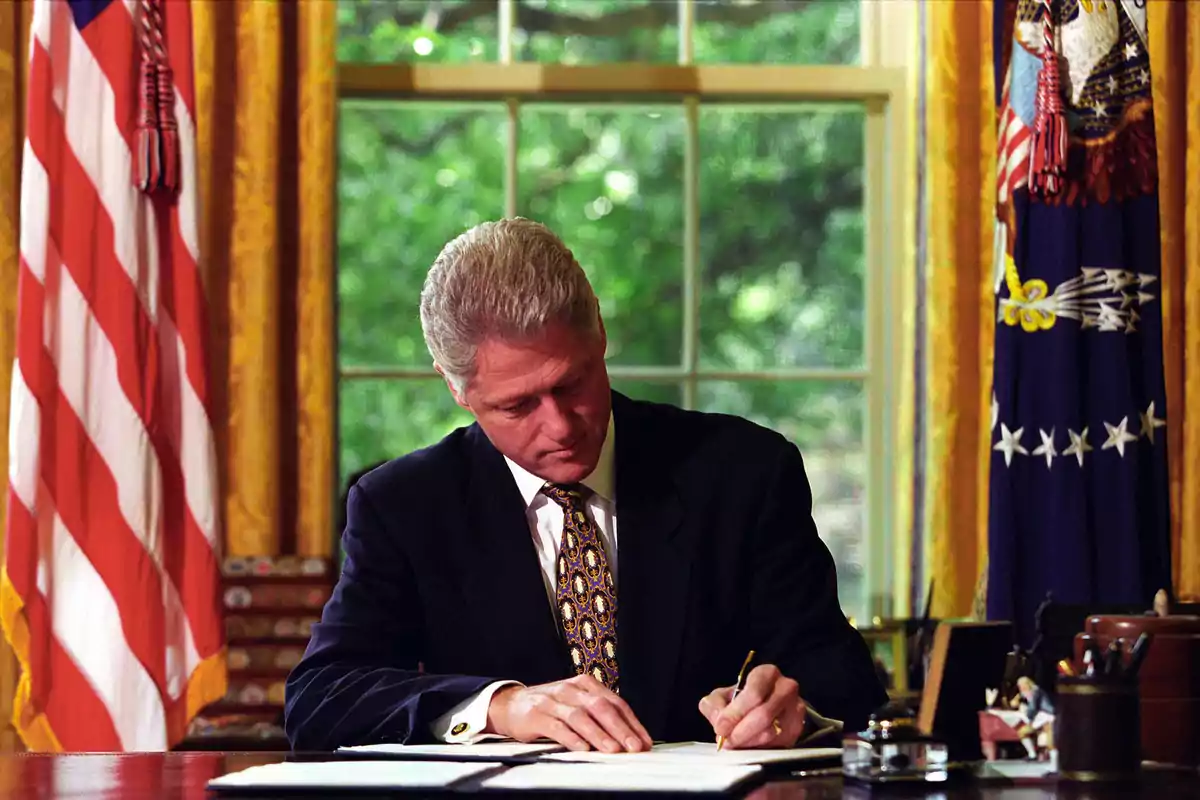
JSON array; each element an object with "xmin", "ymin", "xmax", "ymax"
[{"xmin": 419, "ymin": 218, "xmax": 600, "ymax": 392}]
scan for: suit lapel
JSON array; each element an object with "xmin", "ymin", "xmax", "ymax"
[
  {"xmin": 611, "ymin": 393, "xmax": 692, "ymax": 736},
  {"xmin": 461, "ymin": 426, "xmax": 568, "ymax": 684}
]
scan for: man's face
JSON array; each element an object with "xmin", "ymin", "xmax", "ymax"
[{"xmin": 449, "ymin": 320, "xmax": 611, "ymax": 484}]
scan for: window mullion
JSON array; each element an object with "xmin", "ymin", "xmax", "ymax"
[
  {"xmin": 505, "ymin": 99, "xmax": 518, "ymax": 217},
  {"xmin": 681, "ymin": 95, "xmax": 700, "ymax": 410},
  {"xmin": 677, "ymin": 0, "xmax": 694, "ymax": 65},
  {"xmin": 498, "ymin": 0, "xmax": 514, "ymax": 63},
  {"xmin": 864, "ymin": 96, "xmax": 890, "ymax": 622}
]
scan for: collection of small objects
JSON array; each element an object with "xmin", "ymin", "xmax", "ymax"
[{"xmin": 844, "ymin": 590, "xmax": 1197, "ymax": 786}]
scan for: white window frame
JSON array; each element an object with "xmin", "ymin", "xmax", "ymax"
[{"xmin": 336, "ymin": 0, "xmax": 914, "ymax": 620}]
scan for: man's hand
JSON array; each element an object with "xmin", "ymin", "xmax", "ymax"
[
  {"xmin": 699, "ymin": 664, "xmax": 806, "ymax": 749},
  {"xmin": 485, "ymin": 675, "xmax": 654, "ymax": 753}
]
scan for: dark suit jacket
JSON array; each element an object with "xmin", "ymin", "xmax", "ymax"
[{"xmin": 284, "ymin": 392, "xmax": 887, "ymax": 750}]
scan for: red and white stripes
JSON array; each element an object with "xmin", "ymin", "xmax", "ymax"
[
  {"xmin": 997, "ymin": 72, "xmax": 1032, "ymax": 206},
  {"xmin": 3, "ymin": 0, "xmax": 224, "ymax": 751}
]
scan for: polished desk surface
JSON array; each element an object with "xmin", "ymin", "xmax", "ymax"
[{"xmin": 0, "ymin": 752, "xmax": 1194, "ymax": 799}]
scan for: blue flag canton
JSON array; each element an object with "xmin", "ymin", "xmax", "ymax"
[{"xmin": 68, "ymin": 0, "xmax": 118, "ymax": 31}]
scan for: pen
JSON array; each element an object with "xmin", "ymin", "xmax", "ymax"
[
  {"xmin": 1103, "ymin": 639, "xmax": 1123, "ymax": 676},
  {"xmin": 1082, "ymin": 647, "xmax": 1096, "ymax": 677},
  {"xmin": 1124, "ymin": 632, "xmax": 1152, "ymax": 679},
  {"xmin": 716, "ymin": 649, "xmax": 755, "ymax": 752}
]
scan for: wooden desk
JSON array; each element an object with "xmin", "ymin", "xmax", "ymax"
[{"xmin": 0, "ymin": 752, "xmax": 1193, "ymax": 798}]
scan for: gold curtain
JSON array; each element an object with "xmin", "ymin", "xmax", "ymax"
[
  {"xmin": 0, "ymin": 0, "xmax": 31, "ymax": 755},
  {"xmin": 194, "ymin": 0, "xmax": 337, "ymax": 558},
  {"xmin": 923, "ymin": 2, "xmax": 996, "ymax": 619},
  {"xmin": 1150, "ymin": 2, "xmax": 1200, "ymax": 602}
]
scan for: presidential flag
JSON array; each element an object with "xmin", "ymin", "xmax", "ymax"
[
  {"xmin": 987, "ymin": 0, "xmax": 1171, "ymax": 642},
  {"xmin": 3, "ymin": 0, "xmax": 225, "ymax": 750}
]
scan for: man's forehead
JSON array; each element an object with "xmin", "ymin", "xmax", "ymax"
[{"xmin": 474, "ymin": 361, "xmax": 583, "ymax": 404}]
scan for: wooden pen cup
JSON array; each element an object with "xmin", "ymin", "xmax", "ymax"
[
  {"xmin": 1054, "ymin": 676, "xmax": 1140, "ymax": 783},
  {"xmin": 1075, "ymin": 614, "xmax": 1200, "ymax": 767}
]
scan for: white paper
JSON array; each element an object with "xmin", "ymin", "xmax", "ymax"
[
  {"xmin": 481, "ymin": 762, "xmax": 762, "ymax": 793},
  {"xmin": 207, "ymin": 760, "xmax": 501, "ymax": 791},
  {"xmin": 338, "ymin": 742, "xmax": 565, "ymax": 759},
  {"xmin": 541, "ymin": 741, "xmax": 843, "ymax": 766}
]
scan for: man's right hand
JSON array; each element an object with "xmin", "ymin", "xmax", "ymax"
[{"xmin": 484, "ymin": 675, "xmax": 653, "ymax": 753}]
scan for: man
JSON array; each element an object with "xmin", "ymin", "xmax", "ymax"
[{"xmin": 285, "ymin": 218, "xmax": 887, "ymax": 753}]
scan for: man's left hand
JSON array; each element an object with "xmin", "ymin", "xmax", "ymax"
[{"xmin": 698, "ymin": 664, "xmax": 806, "ymax": 749}]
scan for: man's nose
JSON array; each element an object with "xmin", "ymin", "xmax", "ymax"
[{"xmin": 539, "ymin": 396, "xmax": 578, "ymax": 441}]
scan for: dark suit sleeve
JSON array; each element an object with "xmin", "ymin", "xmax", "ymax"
[
  {"xmin": 748, "ymin": 440, "xmax": 888, "ymax": 733},
  {"xmin": 284, "ymin": 483, "xmax": 499, "ymax": 750}
]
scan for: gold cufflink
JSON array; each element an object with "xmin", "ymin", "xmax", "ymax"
[{"xmin": 451, "ymin": 722, "xmax": 469, "ymax": 736}]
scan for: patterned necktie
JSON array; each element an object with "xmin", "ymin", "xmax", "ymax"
[{"xmin": 541, "ymin": 483, "xmax": 619, "ymax": 692}]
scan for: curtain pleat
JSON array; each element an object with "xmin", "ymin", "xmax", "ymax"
[
  {"xmin": 1149, "ymin": 1, "xmax": 1200, "ymax": 601},
  {"xmin": 923, "ymin": 1, "xmax": 996, "ymax": 618}
]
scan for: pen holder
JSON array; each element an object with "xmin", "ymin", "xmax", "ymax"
[{"xmin": 1054, "ymin": 676, "xmax": 1140, "ymax": 782}]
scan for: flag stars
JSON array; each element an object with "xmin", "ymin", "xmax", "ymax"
[
  {"xmin": 1137, "ymin": 68, "xmax": 1150, "ymax": 86},
  {"xmin": 994, "ymin": 423, "xmax": 1029, "ymax": 467},
  {"xmin": 1064, "ymin": 428, "xmax": 1093, "ymax": 467},
  {"xmin": 1032, "ymin": 428, "xmax": 1057, "ymax": 469},
  {"xmin": 991, "ymin": 391, "xmax": 999, "ymax": 433},
  {"xmin": 1102, "ymin": 416, "xmax": 1138, "ymax": 457},
  {"xmin": 1140, "ymin": 402, "xmax": 1166, "ymax": 444},
  {"xmin": 1124, "ymin": 41, "xmax": 1139, "ymax": 60},
  {"xmin": 1107, "ymin": 75, "xmax": 1119, "ymax": 95}
]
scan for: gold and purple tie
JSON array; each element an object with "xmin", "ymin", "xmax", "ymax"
[{"xmin": 542, "ymin": 483, "xmax": 619, "ymax": 691}]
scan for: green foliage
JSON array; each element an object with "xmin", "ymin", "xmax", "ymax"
[{"xmin": 336, "ymin": 0, "xmax": 868, "ymax": 617}]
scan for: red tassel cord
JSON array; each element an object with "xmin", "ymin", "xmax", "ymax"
[
  {"xmin": 156, "ymin": 63, "xmax": 179, "ymax": 193},
  {"xmin": 1029, "ymin": 0, "xmax": 1068, "ymax": 198},
  {"xmin": 136, "ymin": 52, "xmax": 161, "ymax": 191},
  {"xmin": 135, "ymin": 0, "xmax": 180, "ymax": 195}
]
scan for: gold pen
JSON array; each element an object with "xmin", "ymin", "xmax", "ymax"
[{"xmin": 716, "ymin": 649, "xmax": 755, "ymax": 751}]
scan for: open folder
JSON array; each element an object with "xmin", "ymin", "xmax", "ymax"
[
  {"xmin": 207, "ymin": 760, "xmax": 503, "ymax": 792},
  {"xmin": 338, "ymin": 741, "xmax": 567, "ymax": 761},
  {"xmin": 208, "ymin": 759, "xmax": 763, "ymax": 795},
  {"xmin": 338, "ymin": 740, "xmax": 841, "ymax": 767},
  {"xmin": 541, "ymin": 741, "xmax": 842, "ymax": 766}
]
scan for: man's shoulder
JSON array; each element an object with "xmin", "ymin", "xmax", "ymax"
[
  {"xmin": 351, "ymin": 424, "xmax": 479, "ymax": 501},
  {"xmin": 619, "ymin": 395, "xmax": 794, "ymax": 461}
]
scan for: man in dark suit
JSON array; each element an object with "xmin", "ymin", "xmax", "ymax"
[{"xmin": 285, "ymin": 218, "xmax": 887, "ymax": 753}]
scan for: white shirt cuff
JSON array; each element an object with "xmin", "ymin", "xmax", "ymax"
[{"xmin": 429, "ymin": 680, "xmax": 522, "ymax": 743}]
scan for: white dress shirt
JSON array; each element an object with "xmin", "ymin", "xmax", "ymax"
[{"xmin": 429, "ymin": 417, "xmax": 617, "ymax": 743}]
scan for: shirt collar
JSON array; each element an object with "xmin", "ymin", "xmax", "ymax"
[{"xmin": 504, "ymin": 413, "xmax": 615, "ymax": 507}]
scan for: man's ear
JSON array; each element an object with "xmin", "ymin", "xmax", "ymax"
[{"xmin": 435, "ymin": 364, "xmax": 471, "ymax": 412}]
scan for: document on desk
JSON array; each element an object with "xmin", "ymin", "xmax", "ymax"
[
  {"xmin": 480, "ymin": 762, "xmax": 762, "ymax": 793},
  {"xmin": 541, "ymin": 741, "xmax": 843, "ymax": 766},
  {"xmin": 206, "ymin": 760, "xmax": 501, "ymax": 791},
  {"xmin": 338, "ymin": 741, "xmax": 565, "ymax": 760}
]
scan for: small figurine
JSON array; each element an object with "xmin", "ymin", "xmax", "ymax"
[
  {"xmin": 1011, "ymin": 676, "xmax": 1055, "ymax": 760},
  {"xmin": 979, "ymin": 675, "xmax": 1056, "ymax": 761}
]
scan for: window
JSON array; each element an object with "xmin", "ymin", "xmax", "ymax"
[{"xmin": 336, "ymin": 0, "xmax": 910, "ymax": 623}]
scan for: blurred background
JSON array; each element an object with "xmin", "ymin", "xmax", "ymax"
[{"xmin": 336, "ymin": 0, "xmax": 878, "ymax": 623}]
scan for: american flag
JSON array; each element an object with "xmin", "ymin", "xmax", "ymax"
[{"xmin": 3, "ymin": 0, "xmax": 225, "ymax": 750}]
